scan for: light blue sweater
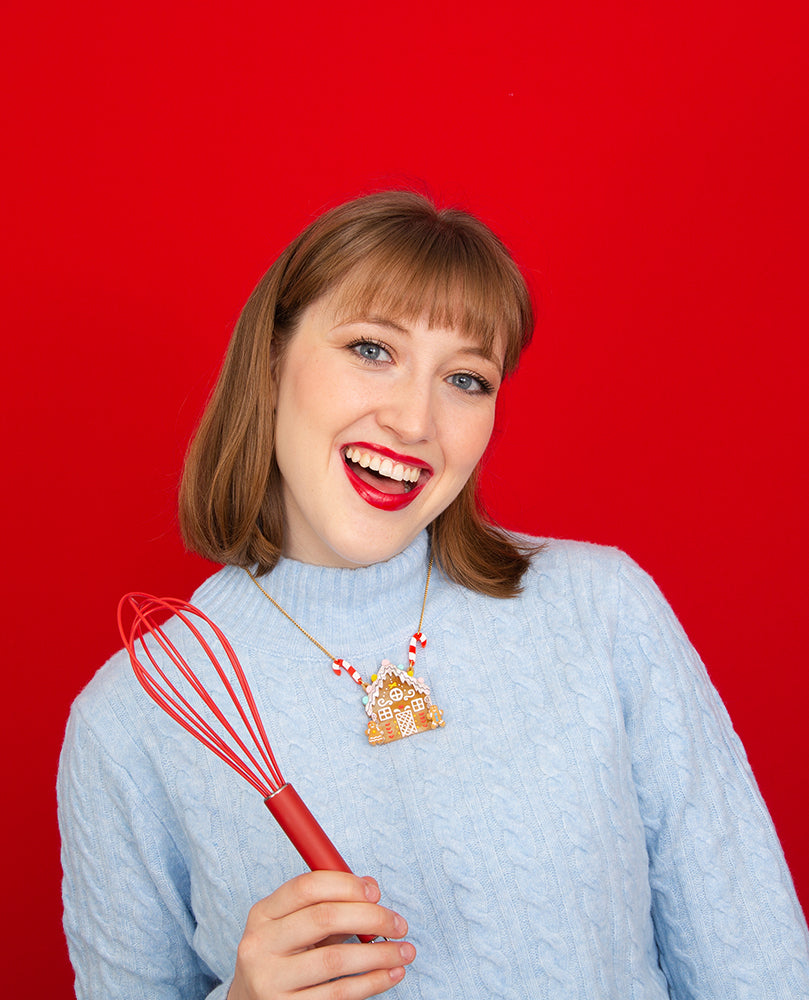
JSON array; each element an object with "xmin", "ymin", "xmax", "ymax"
[{"xmin": 58, "ymin": 535, "xmax": 809, "ymax": 998}]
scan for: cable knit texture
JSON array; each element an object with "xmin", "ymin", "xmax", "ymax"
[{"xmin": 58, "ymin": 535, "xmax": 809, "ymax": 998}]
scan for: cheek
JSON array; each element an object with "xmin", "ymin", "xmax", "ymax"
[
  {"xmin": 449, "ymin": 410, "xmax": 496, "ymax": 474},
  {"xmin": 276, "ymin": 362, "xmax": 332, "ymax": 435}
]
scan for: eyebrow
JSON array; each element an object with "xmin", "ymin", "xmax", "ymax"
[
  {"xmin": 336, "ymin": 315, "xmax": 500, "ymax": 364},
  {"xmin": 337, "ymin": 315, "xmax": 410, "ymax": 334}
]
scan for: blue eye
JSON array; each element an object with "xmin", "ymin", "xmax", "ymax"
[
  {"xmin": 351, "ymin": 340, "xmax": 391, "ymax": 363},
  {"xmin": 447, "ymin": 371, "xmax": 493, "ymax": 395}
]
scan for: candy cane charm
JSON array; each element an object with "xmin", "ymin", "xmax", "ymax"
[
  {"xmin": 332, "ymin": 658, "xmax": 365, "ymax": 686},
  {"xmin": 243, "ymin": 556, "xmax": 438, "ymax": 745},
  {"xmin": 407, "ymin": 631, "xmax": 427, "ymax": 673}
]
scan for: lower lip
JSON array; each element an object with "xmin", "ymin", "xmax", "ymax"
[{"xmin": 343, "ymin": 460, "xmax": 428, "ymax": 511}]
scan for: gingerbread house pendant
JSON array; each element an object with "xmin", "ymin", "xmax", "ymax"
[{"xmin": 362, "ymin": 659, "xmax": 445, "ymax": 745}]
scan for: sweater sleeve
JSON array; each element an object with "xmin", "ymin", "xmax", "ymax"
[
  {"xmin": 611, "ymin": 553, "xmax": 809, "ymax": 999},
  {"xmin": 57, "ymin": 699, "xmax": 230, "ymax": 1000}
]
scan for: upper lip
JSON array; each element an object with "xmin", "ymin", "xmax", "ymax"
[{"xmin": 341, "ymin": 442, "xmax": 434, "ymax": 474}]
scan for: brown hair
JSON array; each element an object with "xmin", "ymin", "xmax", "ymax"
[{"xmin": 179, "ymin": 190, "xmax": 537, "ymax": 596}]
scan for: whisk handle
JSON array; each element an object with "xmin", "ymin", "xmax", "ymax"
[
  {"xmin": 265, "ymin": 783, "xmax": 376, "ymax": 944},
  {"xmin": 264, "ymin": 784, "xmax": 376, "ymax": 944},
  {"xmin": 265, "ymin": 783, "xmax": 352, "ymax": 873}
]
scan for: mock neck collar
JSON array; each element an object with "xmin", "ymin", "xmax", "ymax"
[{"xmin": 191, "ymin": 532, "xmax": 434, "ymax": 658}]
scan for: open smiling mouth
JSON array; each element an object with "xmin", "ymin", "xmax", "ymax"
[{"xmin": 342, "ymin": 444, "xmax": 432, "ymax": 510}]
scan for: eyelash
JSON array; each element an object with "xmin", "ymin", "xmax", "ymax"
[
  {"xmin": 347, "ymin": 338, "xmax": 391, "ymax": 365},
  {"xmin": 346, "ymin": 339, "xmax": 495, "ymax": 396},
  {"xmin": 448, "ymin": 371, "xmax": 495, "ymax": 396}
]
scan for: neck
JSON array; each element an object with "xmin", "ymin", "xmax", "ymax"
[{"xmin": 192, "ymin": 533, "xmax": 433, "ymax": 659}]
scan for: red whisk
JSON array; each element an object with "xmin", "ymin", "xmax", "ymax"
[{"xmin": 118, "ymin": 593, "xmax": 376, "ymax": 942}]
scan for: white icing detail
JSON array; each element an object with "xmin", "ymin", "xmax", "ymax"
[
  {"xmin": 365, "ymin": 660, "xmax": 433, "ymax": 717},
  {"xmin": 395, "ymin": 709, "xmax": 417, "ymax": 737}
]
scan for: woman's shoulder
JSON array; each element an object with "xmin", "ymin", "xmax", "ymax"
[
  {"xmin": 63, "ymin": 645, "xmax": 151, "ymax": 764},
  {"xmin": 498, "ymin": 533, "xmax": 668, "ymax": 620},
  {"xmin": 525, "ymin": 533, "xmax": 624, "ymax": 561},
  {"xmin": 65, "ymin": 562, "xmax": 268, "ymax": 746},
  {"xmin": 513, "ymin": 533, "xmax": 642, "ymax": 583}
]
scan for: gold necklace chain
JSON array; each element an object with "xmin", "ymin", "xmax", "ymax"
[
  {"xmin": 245, "ymin": 554, "xmax": 433, "ymax": 666},
  {"xmin": 245, "ymin": 553, "xmax": 445, "ymax": 746}
]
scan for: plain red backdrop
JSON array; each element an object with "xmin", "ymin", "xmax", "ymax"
[{"xmin": 2, "ymin": 1, "xmax": 807, "ymax": 992}]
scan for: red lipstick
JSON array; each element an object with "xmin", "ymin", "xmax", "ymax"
[{"xmin": 341, "ymin": 443, "xmax": 432, "ymax": 511}]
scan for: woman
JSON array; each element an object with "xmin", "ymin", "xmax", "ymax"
[{"xmin": 58, "ymin": 191, "xmax": 809, "ymax": 999}]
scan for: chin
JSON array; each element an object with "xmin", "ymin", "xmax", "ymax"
[
  {"xmin": 331, "ymin": 535, "xmax": 416, "ymax": 569},
  {"xmin": 308, "ymin": 518, "xmax": 425, "ymax": 568}
]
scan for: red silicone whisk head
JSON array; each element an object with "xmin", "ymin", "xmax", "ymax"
[{"xmin": 118, "ymin": 593, "xmax": 285, "ymax": 796}]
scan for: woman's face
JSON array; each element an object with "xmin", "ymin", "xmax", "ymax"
[{"xmin": 272, "ymin": 291, "xmax": 505, "ymax": 568}]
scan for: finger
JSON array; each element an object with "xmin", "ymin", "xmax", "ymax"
[
  {"xmin": 277, "ymin": 940, "xmax": 416, "ymax": 994},
  {"xmin": 254, "ymin": 871, "xmax": 379, "ymax": 922},
  {"xmin": 270, "ymin": 899, "xmax": 408, "ymax": 954},
  {"xmin": 304, "ymin": 962, "xmax": 411, "ymax": 1000}
]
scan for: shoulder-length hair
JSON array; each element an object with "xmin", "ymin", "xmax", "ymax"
[{"xmin": 180, "ymin": 190, "xmax": 537, "ymax": 597}]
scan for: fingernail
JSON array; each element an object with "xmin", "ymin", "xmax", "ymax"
[
  {"xmin": 393, "ymin": 914, "xmax": 407, "ymax": 934},
  {"xmin": 363, "ymin": 878, "xmax": 380, "ymax": 901},
  {"xmin": 389, "ymin": 967, "xmax": 406, "ymax": 983},
  {"xmin": 399, "ymin": 942, "xmax": 416, "ymax": 963}
]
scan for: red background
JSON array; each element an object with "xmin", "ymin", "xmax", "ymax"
[{"xmin": 2, "ymin": 1, "xmax": 807, "ymax": 992}]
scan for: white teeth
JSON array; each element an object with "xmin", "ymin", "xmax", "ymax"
[{"xmin": 344, "ymin": 447, "xmax": 423, "ymax": 484}]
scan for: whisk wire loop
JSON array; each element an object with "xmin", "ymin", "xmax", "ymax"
[
  {"xmin": 148, "ymin": 603, "xmax": 282, "ymax": 789},
  {"xmin": 119, "ymin": 594, "xmax": 285, "ymax": 795}
]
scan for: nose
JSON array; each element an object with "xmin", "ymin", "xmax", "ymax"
[{"xmin": 375, "ymin": 376, "xmax": 437, "ymax": 444}]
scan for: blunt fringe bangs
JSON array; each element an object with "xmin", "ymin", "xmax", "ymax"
[{"xmin": 180, "ymin": 190, "xmax": 538, "ymax": 597}]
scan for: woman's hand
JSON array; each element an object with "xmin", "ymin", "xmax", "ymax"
[{"xmin": 228, "ymin": 871, "xmax": 415, "ymax": 999}]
